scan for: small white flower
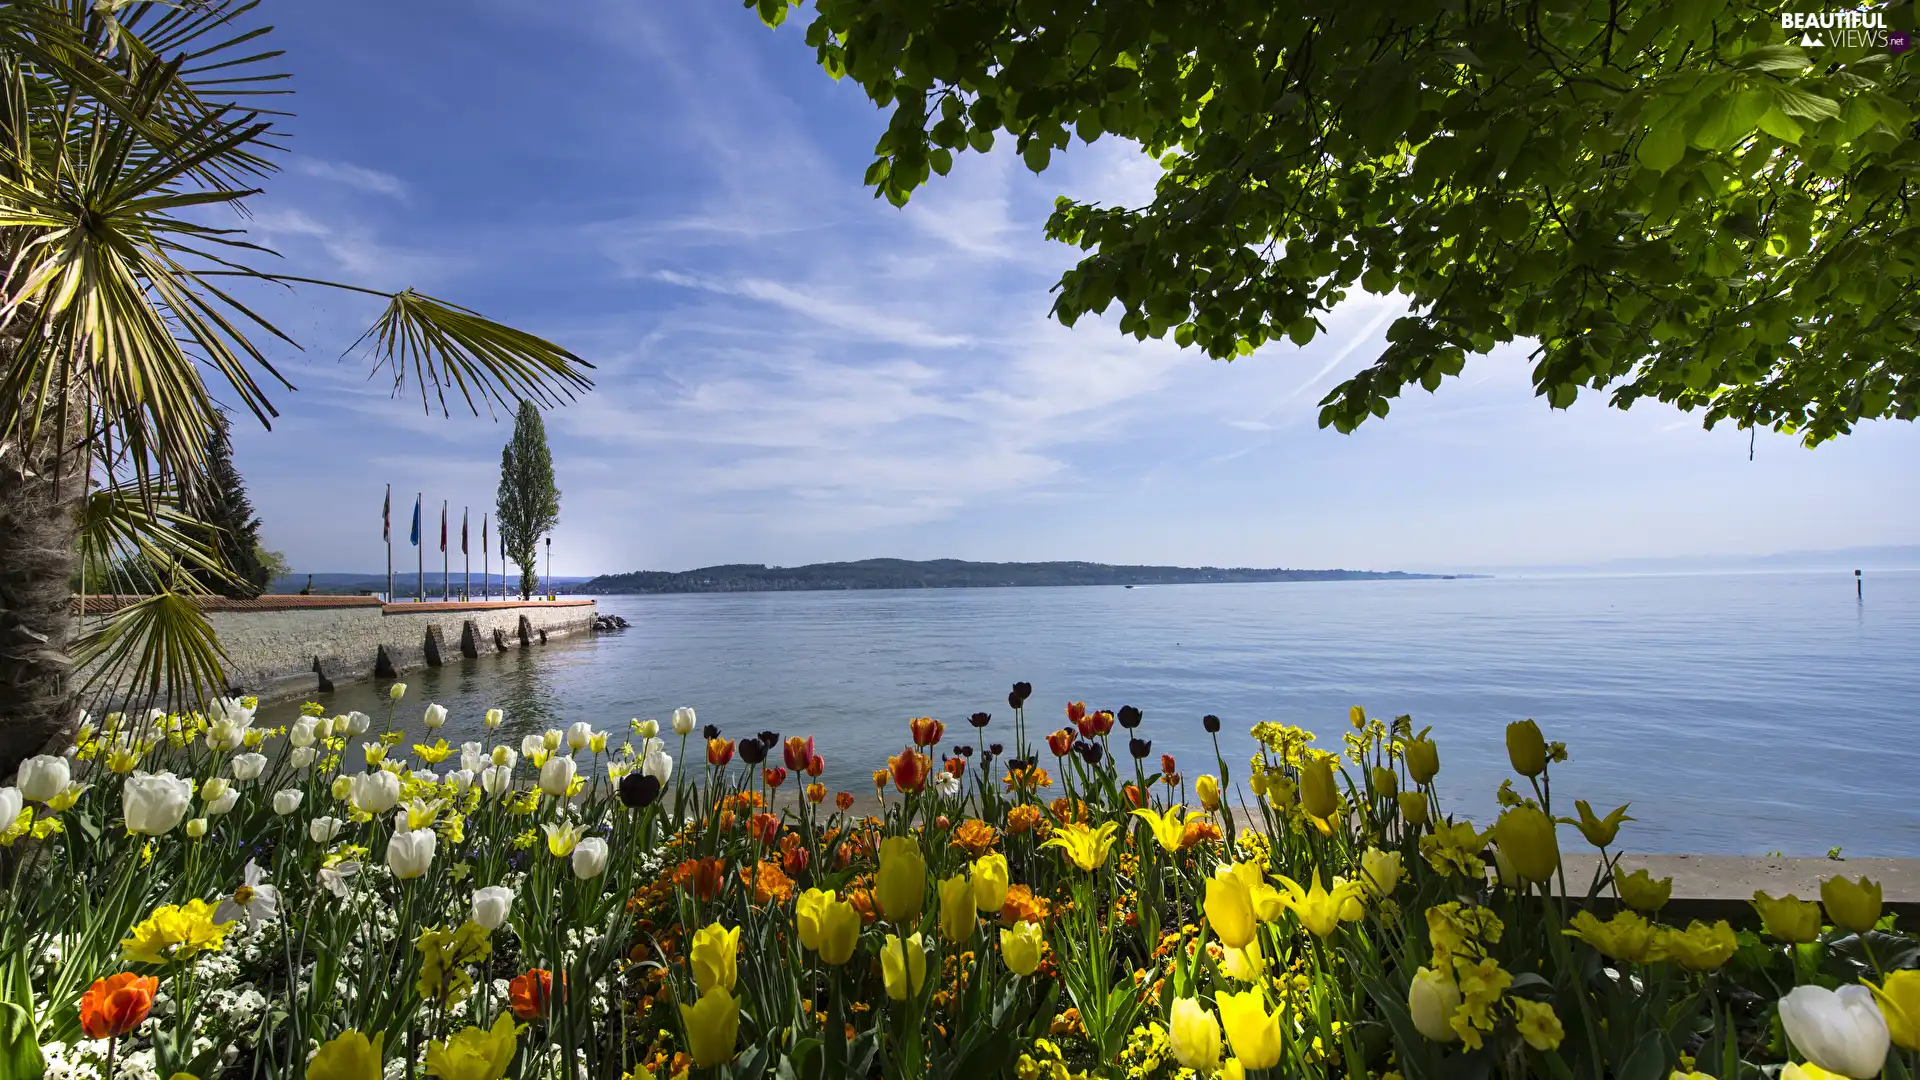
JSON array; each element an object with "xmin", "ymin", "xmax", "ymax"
[
  {"xmin": 317, "ymin": 860, "xmax": 361, "ymax": 899},
  {"xmin": 213, "ymin": 860, "xmax": 281, "ymax": 928},
  {"xmin": 934, "ymin": 771, "xmax": 960, "ymax": 797}
]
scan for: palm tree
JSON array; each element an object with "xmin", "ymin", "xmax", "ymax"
[{"xmin": 0, "ymin": 2, "xmax": 594, "ymax": 775}]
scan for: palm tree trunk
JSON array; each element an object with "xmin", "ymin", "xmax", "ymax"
[{"xmin": 0, "ymin": 373, "xmax": 83, "ymax": 779}]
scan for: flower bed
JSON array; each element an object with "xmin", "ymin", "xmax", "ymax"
[{"xmin": 1, "ymin": 686, "xmax": 1914, "ymax": 1080}]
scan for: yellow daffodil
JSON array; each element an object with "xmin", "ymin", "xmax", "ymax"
[
  {"xmin": 415, "ymin": 921, "xmax": 493, "ymax": 1007},
  {"xmin": 1868, "ymin": 970, "xmax": 1920, "ymax": 1051},
  {"xmin": 882, "ymin": 932, "xmax": 928, "ymax": 1000},
  {"xmin": 1131, "ymin": 805, "xmax": 1190, "ymax": 853},
  {"xmin": 1659, "ymin": 920, "xmax": 1737, "ymax": 971},
  {"xmin": 423, "ymin": 1013, "xmax": 519, "ymax": 1080},
  {"xmin": 1566, "ymin": 800, "xmax": 1632, "ymax": 848},
  {"xmin": 680, "ymin": 986, "xmax": 740, "ymax": 1067},
  {"xmin": 1403, "ymin": 727, "xmax": 1440, "ymax": 785},
  {"xmin": 939, "ymin": 872, "xmax": 974, "ymax": 943},
  {"xmin": 972, "ymin": 853, "xmax": 1009, "ymax": 914},
  {"xmin": 1616, "ymin": 868, "xmax": 1672, "ymax": 912},
  {"xmin": 1514, "ymin": 998, "xmax": 1565, "ymax": 1051},
  {"xmin": 121, "ymin": 899, "xmax": 231, "ymax": 965},
  {"xmin": 1275, "ymin": 873, "xmax": 1365, "ymax": 938},
  {"xmin": 1821, "ymin": 875, "xmax": 1883, "ymax": 934},
  {"xmin": 1505, "ymin": 719, "xmax": 1546, "ymax": 776},
  {"xmin": 1492, "ymin": 806, "xmax": 1559, "ymax": 884},
  {"xmin": 1216, "ymin": 990, "xmax": 1282, "ymax": 1070},
  {"xmin": 1753, "ymin": 891, "xmax": 1823, "ymax": 944},
  {"xmin": 1420, "ymin": 820, "xmax": 1487, "ymax": 879},
  {"xmin": 690, "ymin": 922, "xmax": 739, "ymax": 995},
  {"xmin": 306, "ymin": 1030, "xmax": 383, "ymax": 1080},
  {"xmin": 1001, "ymin": 920, "xmax": 1044, "ymax": 976},
  {"xmin": 401, "ymin": 798, "xmax": 446, "ymax": 833},
  {"xmin": 1042, "ymin": 820, "xmax": 1119, "ymax": 872},
  {"xmin": 876, "ymin": 836, "xmax": 926, "ymax": 922},
  {"xmin": 414, "ymin": 740, "xmax": 452, "ymax": 765}
]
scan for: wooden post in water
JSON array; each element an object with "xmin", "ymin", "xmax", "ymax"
[{"xmin": 1856, "ymin": 568, "xmax": 1863, "ymax": 600}]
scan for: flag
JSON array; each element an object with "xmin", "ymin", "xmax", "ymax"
[
  {"xmin": 440, "ymin": 502, "xmax": 447, "ymax": 553},
  {"xmin": 482, "ymin": 515, "xmax": 488, "ymax": 555},
  {"xmin": 382, "ymin": 485, "xmax": 391, "ymax": 542},
  {"xmin": 461, "ymin": 508, "xmax": 469, "ymax": 555},
  {"xmin": 409, "ymin": 495, "xmax": 421, "ymax": 547}
]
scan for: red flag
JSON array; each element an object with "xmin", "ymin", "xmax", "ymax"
[
  {"xmin": 461, "ymin": 508, "xmax": 469, "ymax": 554},
  {"xmin": 439, "ymin": 502, "xmax": 447, "ymax": 553}
]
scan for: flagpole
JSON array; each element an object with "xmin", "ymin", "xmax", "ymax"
[
  {"xmin": 441, "ymin": 500, "xmax": 449, "ymax": 602},
  {"xmin": 416, "ymin": 492, "xmax": 423, "ymax": 603},
  {"xmin": 384, "ymin": 483, "xmax": 393, "ymax": 603},
  {"xmin": 463, "ymin": 507, "xmax": 471, "ymax": 602},
  {"xmin": 483, "ymin": 514, "xmax": 490, "ymax": 603}
]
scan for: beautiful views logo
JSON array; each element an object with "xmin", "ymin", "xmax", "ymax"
[{"xmin": 1780, "ymin": 9, "xmax": 1907, "ymax": 52}]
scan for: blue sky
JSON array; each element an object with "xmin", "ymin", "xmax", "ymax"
[{"xmin": 226, "ymin": 0, "xmax": 1919, "ymax": 578}]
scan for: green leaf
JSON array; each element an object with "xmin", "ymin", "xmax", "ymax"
[
  {"xmin": 1637, "ymin": 117, "xmax": 1687, "ymax": 172},
  {"xmin": 1021, "ymin": 141, "xmax": 1051, "ymax": 172},
  {"xmin": 1734, "ymin": 43, "xmax": 1811, "ymax": 73},
  {"xmin": 1756, "ymin": 106, "xmax": 1804, "ymax": 144},
  {"xmin": 1774, "ymin": 85, "xmax": 1841, "ymax": 121}
]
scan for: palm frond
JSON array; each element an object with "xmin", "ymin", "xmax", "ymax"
[
  {"xmin": 77, "ymin": 478, "xmax": 235, "ymax": 594},
  {"xmin": 353, "ymin": 289, "xmax": 596, "ymax": 417},
  {"xmin": 72, "ymin": 584, "xmax": 230, "ymax": 715}
]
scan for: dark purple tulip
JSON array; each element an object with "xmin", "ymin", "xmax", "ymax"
[
  {"xmin": 1117, "ymin": 705, "xmax": 1143, "ymax": 729},
  {"xmin": 703, "ymin": 724, "xmax": 720, "ymax": 740},
  {"xmin": 1202, "ymin": 714, "xmax": 1221, "ymax": 734},
  {"xmin": 969, "ymin": 712, "xmax": 991, "ymax": 728},
  {"xmin": 739, "ymin": 738, "xmax": 768, "ymax": 765},
  {"xmin": 1128, "ymin": 737, "xmax": 1152, "ymax": 760},
  {"xmin": 619, "ymin": 772, "xmax": 662, "ymax": 808},
  {"xmin": 1074, "ymin": 741, "xmax": 1103, "ymax": 766}
]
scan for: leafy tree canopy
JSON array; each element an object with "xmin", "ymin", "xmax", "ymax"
[
  {"xmin": 496, "ymin": 400, "xmax": 561, "ymax": 600},
  {"xmin": 746, "ymin": 0, "xmax": 1918, "ymax": 444}
]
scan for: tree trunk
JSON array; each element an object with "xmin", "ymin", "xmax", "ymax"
[
  {"xmin": 519, "ymin": 561, "xmax": 536, "ymax": 602},
  {"xmin": 0, "ymin": 399, "xmax": 84, "ymax": 780}
]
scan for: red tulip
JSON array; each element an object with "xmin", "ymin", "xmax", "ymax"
[
  {"xmin": 763, "ymin": 767, "xmax": 787, "ymax": 789},
  {"xmin": 889, "ymin": 748, "xmax": 929, "ymax": 794},
  {"xmin": 1047, "ymin": 729, "xmax": 1076, "ymax": 757},
  {"xmin": 909, "ymin": 717, "xmax": 945, "ymax": 747},
  {"xmin": 707, "ymin": 738, "xmax": 735, "ymax": 766},
  {"xmin": 784, "ymin": 735, "xmax": 815, "ymax": 772}
]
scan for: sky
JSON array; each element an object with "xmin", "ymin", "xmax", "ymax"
[{"xmin": 222, "ymin": 0, "xmax": 1920, "ymax": 578}]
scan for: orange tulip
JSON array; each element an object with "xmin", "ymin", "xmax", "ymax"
[
  {"xmin": 889, "ymin": 749, "xmax": 930, "ymax": 794},
  {"xmin": 509, "ymin": 968, "xmax": 553, "ymax": 1020},
  {"xmin": 80, "ymin": 972, "xmax": 157, "ymax": 1040},
  {"xmin": 762, "ymin": 767, "xmax": 787, "ymax": 789},
  {"xmin": 807, "ymin": 754, "xmax": 825, "ymax": 778},
  {"xmin": 707, "ymin": 738, "xmax": 735, "ymax": 767},
  {"xmin": 1078, "ymin": 710, "xmax": 1115, "ymax": 738},
  {"xmin": 805, "ymin": 782, "xmax": 827, "ymax": 804},
  {"xmin": 944, "ymin": 757, "xmax": 965, "ymax": 778},
  {"xmin": 836, "ymin": 791, "xmax": 856, "ymax": 811},
  {"xmin": 1160, "ymin": 754, "xmax": 1177, "ymax": 776},
  {"xmin": 1047, "ymin": 729, "xmax": 1076, "ymax": 757},
  {"xmin": 750, "ymin": 812, "xmax": 780, "ymax": 846},
  {"xmin": 674, "ymin": 856, "xmax": 728, "ymax": 901},
  {"xmin": 783, "ymin": 736, "xmax": 815, "ymax": 771},
  {"xmin": 872, "ymin": 769, "xmax": 890, "ymax": 792},
  {"xmin": 910, "ymin": 718, "xmax": 946, "ymax": 747},
  {"xmin": 780, "ymin": 834, "xmax": 811, "ymax": 876}
]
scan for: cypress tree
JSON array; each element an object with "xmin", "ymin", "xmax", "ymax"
[{"xmin": 496, "ymin": 400, "xmax": 561, "ymax": 600}]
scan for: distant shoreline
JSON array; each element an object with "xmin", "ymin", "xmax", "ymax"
[{"xmin": 571, "ymin": 558, "xmax": 1482, "ymax": 596}]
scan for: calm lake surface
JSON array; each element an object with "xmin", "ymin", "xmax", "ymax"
[{"xmin": 264, "ymin": 570, "xmax": 1920, "ymax": 857}]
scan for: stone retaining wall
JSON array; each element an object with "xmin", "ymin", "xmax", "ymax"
[{"xmin": 80, "ymin": 596, "xmax": 599, "ymax": 702}]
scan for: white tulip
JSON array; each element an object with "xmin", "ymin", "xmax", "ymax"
[
  {"xmin": 471, "ymin": 885, "xmax": 515, "ymax": 929},
  {"xmin": 387, "ymin": 828, "xmax": 436, "ymax": 879},
  {"xmin": 633, "ymin": 718, "xmax": 659, "ymax": 739},
  {"xmin": 289, "ymin": 718, "xmax": 317, "ymax": 748},
  {"xmin": 642, "ymin": 737, "xmax": 665, "ymax": 757},
  {"xmin": 571, "ymin": 836, "xmax": 610, "ymax": 880},
  {"xmin": 289, "ymin": 747, "xmax": 318, "ymax": 769},
  {"xmin": 423, "ymin": 703, "xmax": 448, "ymax": 729},
  {"xmin": 122, "ymin": 772, "xmax": 192, "ymax": 835},
  {"xmin": 410, "ymin": 769, "xmax": 439, "ymax": 786},
  {"xmin": 341, "ymin": 711, "xmax": 372, "ymax": 736},
  {"xmin": 272, "ymin": 789, "xmax": 305, "ymax": 816},
  {"xmin": 542, "ymin": 729, "xmax": 563, "ymax": 752},
  {"xmin": 445, "ymin": 769, "xmax": 474, "ymax": 795},
  {"xmin": 388, "ymin": 682, "xmax": 407, "ymax": 701},
  {"xmin": 460, "ymin": 742, "xmax": 486, "ymax": 774},
  {"xmin": 350, "ymin": 770, "xmax": 401, "ymax": 814},
  {"xmin": 480, "ymin": 765, "xmax": 514, "ymax": 798},
  {"xmin": 483, "ymin": 708, "xmax": 504, "ymax": 729},
  {"xmin": 539, "ymin": 754, "xmax": 577, "ymax": 797},
  {"xmin": 0, "ymin": 787, "xmax": 22, "ymax": 831},
  {"xmin": 671, "ymin": 706, "xmax": 696, "ymax": 736},
  {"xmin": 17, "ymin": 755, "xmax": 70, "ymax": 803},
  {"xmin": 204, "ymin": 788, "xmax": 239, "ymax": 816},
  {"xmin": 185, "ymin": 817, "xmax": 209, "ymax": 838},
  {"xmin": 230, "ymin": 752, "xmax": 267, "ymax": 782},
  {"xmin": 641, "ymin": 747, "xmax": 673, "ymax": 787},
  {"xmin": 201, "ymin": 777, "xmax": 232, "ymax": 805},
  {"xmin": 309, "ymin": 816, "xmax": 345, "ymax": 843},
  {"xmin": 491, "ymin": 746, "xmax": 518, "ymax": 770},
  {"xmin": 313, "ymin": 715, "xmax": 336, "ymax": 740},
  {"xmin": 520, "ymin": 734, "xmax": 545, "ymax": 757},
  {"xmin": 1779, "ymin": 985, "xmax": 1890, "ymax": 1079},
  {"xmin": 1409, "ymin": 967, "xmax": 1462, "ymax": 1043}
]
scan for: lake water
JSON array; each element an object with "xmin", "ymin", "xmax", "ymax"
[{"xmin": 263, "ymin": 570, "xmax": 1920, "ymax": 857}]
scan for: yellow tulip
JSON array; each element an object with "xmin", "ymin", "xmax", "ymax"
[
  {"xmin": 881, "ymin": 932, "xmax": 928, "ymax": 1000},
  {"xmin": 1370, "ymin": 766, "xmax": 1398, "ymax": 798},
  {"xmin": 422, "ymin": 1013, "xmax": 519, "ymax": 1080},
  {"xmin": 1397, "ymin": 791, "xmax": 1430, "ymax": 827},
  {"xmin": 1505, "ymin": 719, "xmax": 1546, "ymax": 777},
  {"xmin": 1131, "ymin": 805, "xmax": 1188, "ymax": 853},
  {"xmin": 1195, "ymin": 774, "xmax": 1221, "ymax": 811},
  {"xmin": 307, "ymin": 1030, "xmax": 384, "ymax": 1080},
  {"xmin": 795, "ymin": 888, "xmax": 835, "ymax": 953},
  {"xmin": 1001, "ymin": 920, "xmax": 1044, "ymax": 975},
  {"xmin": 1565, "ymin": 909, "xmax": 1664, "ymax": 965},
  {"xmin": 1216, "ymin": 990, "xmax": 1283, "ymax": 1070},
  {"xmin": 972, "ymin": 853, "xmax": 1009, "ymax": 914},
  {"xmin": 875, "ymin": 836, "xmax": 926, "ymax": 922},
  {"xmin": 1220, "ymin": 1060, "xmax": 1247, "ymax": 1080},
  {"xmin": 1821, "ymin": 875, "xmax": 1883, "ymax": 934},
  {"xmin": 1276, "ymin": 873, "xmax": 1364, "ymax": 938},
  {"xmin": 1752, "ymin": 891, "xmax": 1822, "ymax": 944},
  {"xmin": 1168, "ymin": 998, "xmax": 1223, "ymax": 1073},
  {"xmin": 690, "ymin": 922, "xmax": 739, "ymax": 996},
  {"xmin": 1568, "ymin": 800, "xmax": 1633, "ymax": 849},
  {"xmin": 1659, "ymin": 920, "xmax": 1736, "ymax": 971},
  {"xmin": 1783, "ymin": 1065, "xmax": 1853, "ymax": 1080},
  {"xmin": 1042, "ymin": 821, "xmax": 1119, "ymax": 872},
  {"xmin": 1868, "ymin": 970, "xmax": 1920, "ymax": 1051},
  {"xmin": 1493, "ymin": 806, "xmax": 1559, "ymax": 884},
  {"xmin": 1205, "ymin": 867, "xmax": 1259, "ymax": 949},
  {"xmin": 1299, "ymin": 755, "xmax": 1339, "ymax": 821},
  {"xmin": 1220, "ymin": 937, "xmax": 1266, "ymax": 982},
  {"xmin": 1408, "ymin": 966, "xmax": 1461, "ymax": 1042},
  {"xmin": 939, "ymin": 873, "xmax": 974, "ymax": 944},
  {"xmin": 796, "ymin": 889, "xmax": 859, "ymax": 964},
  {"xmin": 1404, "ymin": 727, "xmax": 1440, "ymax": 785},
  {"xmin": 679, "ymin": 986, "xmax": 740, "ymax": 1068},
  {"xmin": 1360, "ymin": 848, "xmax": 1403, "ymax": 896},
  {"xmin": 1616, "ymin": 868, "xmax": 1672, "ymax": 912}
]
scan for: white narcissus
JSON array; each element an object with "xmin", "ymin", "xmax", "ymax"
[
  {"xmin": 1779, "ymin": 985, "xmax": 1891, "ymax": 1079},
  {"xmin": 214, "ymin": 860, "xmax": 282, "ymax": 928}
]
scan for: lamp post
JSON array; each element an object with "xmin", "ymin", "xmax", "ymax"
[{"xmin": 545, "ymin": 536, "xmax": 552, "ymax": 600}]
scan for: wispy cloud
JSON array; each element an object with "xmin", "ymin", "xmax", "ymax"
[
  {"xmin": 293, "ymin": 157, "xmax": 409, "ymax": 199},
  {"xmin": 653, "ymin": 271, "xmax": 972, "ymax": 349}
]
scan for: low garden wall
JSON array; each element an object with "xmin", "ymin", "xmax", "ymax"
[{"xmin": 78, "ymin": 595, "xmax": 600, "ymax": 701}]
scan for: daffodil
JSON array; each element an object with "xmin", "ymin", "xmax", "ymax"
[
  {"xmin": 1042, "ymin": 820, "xmax": 1119, "ymax": 872},
  {"xmin": 121, "ymin": 899, "xmax": 231, "ymax": 965},
  {"xmin": 1514, "ymin": 998, "xmax": 1565, "ymax": 1051},
  {"xmin": 1566, "ymin": 800, "xmax": 1633, "ymax": 848}
]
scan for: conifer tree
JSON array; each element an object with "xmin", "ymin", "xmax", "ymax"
[{"xmin": 189, "ymin": 412, "xmax": 272, "ymax": 598}]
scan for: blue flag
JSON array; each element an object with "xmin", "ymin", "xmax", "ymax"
[{"xmin": 409, "ymin": 495, "xmax": 421, "ymax": 547}]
